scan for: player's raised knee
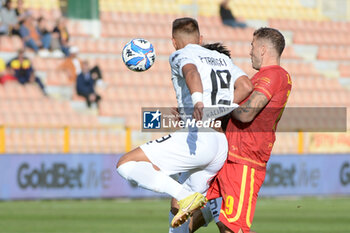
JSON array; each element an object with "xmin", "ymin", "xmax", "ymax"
[
  {"xmin": 116, "ymin": 153, "xmax": 129, "ymax": 168},
  {"xmin": 117, "ymin": 147, "xmax": 152, "ymax": 168}
]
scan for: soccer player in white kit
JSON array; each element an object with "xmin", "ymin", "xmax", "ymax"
[{"xmin": 117, "ymin": 17, "xmax": 252, "ymax": 228}]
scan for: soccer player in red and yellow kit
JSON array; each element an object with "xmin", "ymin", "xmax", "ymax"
[{"xmin": 204, "ymin": 27, "xmax": 292, "ymax": 233}]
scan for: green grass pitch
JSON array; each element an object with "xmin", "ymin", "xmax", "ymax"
[{"xmin": 0, "ymin": 197, "xmax": 349, "ymax": 233}]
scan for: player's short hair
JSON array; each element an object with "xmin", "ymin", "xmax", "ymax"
[
  {"xmin": 202, "ymin": 43, "xmax": 231, "ymax": 58},
  {"xmin": 253, "ymin": 27, "xmax": 285, "ymax": 57},
  {"xmin": 172, "ymin": 17, "xmax": 200, "ymax": 37}
]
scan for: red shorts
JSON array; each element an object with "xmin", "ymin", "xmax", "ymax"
[{"xmin": 207, "ymin": 161, "xmax": 266, "ymax": 233}]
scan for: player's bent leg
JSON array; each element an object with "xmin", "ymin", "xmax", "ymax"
[
  {"xmin": 169, "ymin": 198, "xmax": 209, "ymax": 233},
  {"xmin": 189, "ymin": 208, "xmax": 206, "ymax": 233},
  {"xmin": 171, "ymin": 197, "xmax": 180, "ymax": 215},
  {"xmin": 170, "ymin": 165, "xmax": 223, "ymax": 229},
  {"xmin": 116, "ymin": 147, "xmax": 153, "ymax": 168},
  {"xmin": 177, "ymin": 155, "xmax": 224, "ymax": 232},
  {"xmin": 169, "ymin": 202, "xmax": 190, "ymax": 233},
  {"xmin": 189, "ymin": 197, "xmax": 223, "ymax": 232},
  {"xmin": 117, "ymin": 148, "xmax": 194, "ymax": 200},
  {"xmin": 169, "ymin": 172, "xmax": 196, "ymax": 233},
  {"xmin": 215, "ymin": 163, "xmax": 264, "ymax": 233},
  {"xmin": 171, "ymin": 192, "xmax": 207, "ymax": 228},
  {"xmin": 170, "ymin": 171, "xmax": 208, "ymax": 227}
]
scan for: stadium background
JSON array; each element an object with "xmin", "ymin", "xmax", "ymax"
[{"xmin": 0, "ymin": 0, "xmax": 350, "ymax": 232}]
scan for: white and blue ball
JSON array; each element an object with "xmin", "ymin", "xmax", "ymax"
[{"xmin": 122, "ymin": 38, "xmax": 156, "ymax": 72}]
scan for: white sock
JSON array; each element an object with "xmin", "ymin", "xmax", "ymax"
[
  {"xmin": 117, "ymin": 161, "xmax": 193, "ymax": 200},
  {"xmin": 169, "ymin": 211, "xmax": 190, "ymax": 233}
]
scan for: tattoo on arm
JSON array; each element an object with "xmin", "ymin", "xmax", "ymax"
[
  {"xmin": 232, "ymin": 91, "xmax": 269, "ymax": 122},
  {"xmin": 235, "ymin": 99, "xmax": 251, "ymax": 115}
]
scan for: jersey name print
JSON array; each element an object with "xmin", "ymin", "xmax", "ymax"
[
  {"xmin": 198, "ymin": 56, "xmax": 228, "ymax": 67},
  {"xmin": 169, "ymin": 44, "xmax": 246, "ymax": 120}
]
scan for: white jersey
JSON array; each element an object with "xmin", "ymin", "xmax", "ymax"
[
  {"xmin": 169, "ymin": 44, "xmax": 246, "ymax": 120},
  {"xmin": 139, "ymin": 46, "xmax": 244, "ymax": 202},
  {"xmin": 169, "ymin": 44, "xmax": 246, "ymax": 107}
]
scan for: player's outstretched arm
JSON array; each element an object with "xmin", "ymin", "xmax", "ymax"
[
  {"xmin": 183, "ymin": 63, "xmax": 204, "ymax": 120},
  {"xmin": 233, "ymin": 75, "xmax": 253, "ymax": 104},
  {"xmin": 231, "ymin": 91, "xmax": 268, "ymax": 123}
]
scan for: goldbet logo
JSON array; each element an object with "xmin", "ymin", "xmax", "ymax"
[
  {"xmin": 340, "ymin": 162, "xmax": 350, "ymax": 186},
  {"xmin": 17, "ymin": 163, "xmax": 83, "ymax": 189},
  {"xmin": 263, "ymin": 162, "xmax": 320, "ymax": 188}
]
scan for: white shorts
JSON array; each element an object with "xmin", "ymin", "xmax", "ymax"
[{"xmin": 140, "ymin": 128, "xmax": 228, "ymax": 194}]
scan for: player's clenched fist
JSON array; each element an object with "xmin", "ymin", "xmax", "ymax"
[{"xmin": 193, "ymin": 102, "xmax": 204, "ymax": 121}]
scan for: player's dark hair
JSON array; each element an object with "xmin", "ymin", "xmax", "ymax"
[
  {"xmin": 202, "ymin": 43, "xmax": 231, "ymax": 58},
  {"xmin": 172, "ymin": 17, "xmax": 200, "ymax": 36},
  {"xmin": 253, "ymin": 27, "xmax": 285, "ymax": 57}
]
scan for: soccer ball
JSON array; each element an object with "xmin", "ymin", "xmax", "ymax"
[{"xmin": 122, "ymin": 38, "xmax": 156, "ymax": 72}]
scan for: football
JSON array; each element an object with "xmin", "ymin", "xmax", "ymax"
[{"xmin": 122, "ymin": 38, "xmax": 156, "ymax": 72}]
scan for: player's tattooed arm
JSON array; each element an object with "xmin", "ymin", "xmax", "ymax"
[{"xmin": 231, "ymin": 91, "xmax": 268, "ymax": 122}]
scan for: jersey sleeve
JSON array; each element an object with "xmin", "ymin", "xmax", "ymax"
[
  {"xmin": 254, "ymin": 72, "xmax": 281, "ymax": 100},
  {"xmin": 169, "ymin": 49, "xmax": 196, "ymax": 77}
]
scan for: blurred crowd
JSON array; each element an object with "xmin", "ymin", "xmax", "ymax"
[
  {"xmin": 0, "ymin": 0, "xmax": 103, "ymax": 109},
  {"xmin": 219, "ymin": 0, "xmax": 247, "ymax": 28},
  {"xmin": 0, "ymin": 48, "xmax": 46, "ymax": 95},
  {"xmin": 0, "ymin": 0, "xmax": 70, "ymax": 57},
  {"xmin": 0, "ymin": 0, "xmax": 249, "ymax": 111}
]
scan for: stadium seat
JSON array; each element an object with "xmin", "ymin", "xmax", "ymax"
[
  {"xmin": 2, "ymin": 0, "xmax": 349, "ymax": 155},
  {"xmin": 339, "ymin": 64, "xmax": 350, "ymax": 77},
  {"xmin": 46, "ymin": 70, "xmax": 70, "ymax": 86},
  {"xmin": 0, "ymin": 36, "xmax": 23, "ymax": 52},
  {"xmin": 227, "ymin": 42, "xmax": 250, "ymax": 58},
  {"xmin": 282, "ymin": 46, "xmax": 300, "ymax": 59},
  {"xmin": 153, "ymin": 40, "xmax": 174, "ymax": 55},
  {"xmin": 318, "ymin": 46, "xmax": 350, "ymax": 60}
]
